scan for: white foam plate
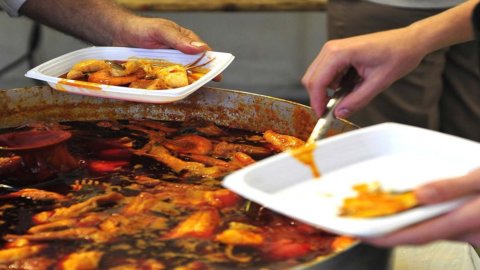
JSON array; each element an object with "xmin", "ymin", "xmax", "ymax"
[
  {"xmin": 223, "ymin": 123, "xmax": 480, "ymax": 238},
  {"xmin": 25, "ymin": 47, "xmax": 235, "ymax": 103}
]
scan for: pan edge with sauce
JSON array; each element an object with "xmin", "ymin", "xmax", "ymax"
[{"xmin": 0, "ymin": 86, "xmax": 391, "ymax": 270}]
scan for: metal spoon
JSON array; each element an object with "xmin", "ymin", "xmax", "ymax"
[{"xmin": 307, "ymin": 68, "xmax": 359, "ymax": 144}]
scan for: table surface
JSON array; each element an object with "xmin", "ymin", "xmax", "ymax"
[{"xmin": 116, "ymin": 0, "xmax": 327, "ymax": 11}]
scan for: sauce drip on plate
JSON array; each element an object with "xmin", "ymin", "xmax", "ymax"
[{"xmin": 290, "ymin": 142, "xmax": 321, "ymax": 178}]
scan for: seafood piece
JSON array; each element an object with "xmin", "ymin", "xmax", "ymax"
[
  {"xmin": 212, "ymin": 141, "xmax": 272, "ymax": 158},
  {"xmin": 0, "ymin": 156, "xmax": 22, "ymax": 176},
  {"xmin": 0, "ymin": 129, "xmax": 78, "ymax": 181},
  {"xmin": 194, "ymin": 122, "xmax": 225, "ymax": 136},
  {"xmin": 66, "ymin": 59, "xmax": 110, "ymax": 79},
  {"xmin": 339, "ymin": 182, "xmax": 418, "ymax": 218},
  {"xmin": 33, "ymin": 192, "xmax": 124, "ymax": 224},
  {"xmin": 88, "ymin": 69, "xmax": 145, "ymax": 86},
  {"xmin": 6, "ymin": 256, "xmax": 54, "ymax": 270},
  {"xmin": 148, "ymin": 53, "xmax": 214, "ymax": 89},
  {"xmin": 215, "ymin": 222, "xmax": 264, "ymax": 246},
  {"xmin": 132, "ymin": 176, "xmax": 240, "ymax": 209},
  {"xmin": 121, "ymin": 192, "xmax": 158, "ymax": 216},
  {"xmin": 139, "ymin": 144, "xmax": 203, "ymax": 173},
  {"xmin": 184, "ymin": 152, "xmax": 255, "ymax": 171},
  {"xmin": 0, "ymin": 188, "xmax": 67, "ymax": 202},
  {"xmin": 109, "ymin": 60, "xmax": 142, "ymax": 77},
  {"xmin": 163, "ymin": 134, "xmax": 213, "ymax": 155},
  {"xmin": 0, "ymin": 245, "xmax": 46, "ymax": 264},
  {"xmin": 129, "ymin": 78, "xmax": 168, "ymax": 90},
  {"xmin": 5, "ymin": 227, "xmax": 99, "ymax": 242},
  {"xmin": 139, "ymin": 144, "xmax": 229, "ymax": 178},
  {"xmin": 99, "ymin": 214, "xmax": 168, "ymax": 235},
  {"xmin": 263, "ymin": 130, "xmax": 305, "ymax": 152},
  {"xmin": 42, "ymin": 142, "xmax": 79, "ymax": 172},
  {"xmin": 5, "ymin": 238, "xmax": 30, "ymax": 248},
  {"xmin": 88, "ymin": 160, "xmax": 129, "ymax": 174},
  {"xmin": 202, "ymin": 189, "xmax": 241, "ymax": 208},
  {"xmin": 183, "ymin": 154, "xmax": 236, "ymax": 170},
  {"xmin": 229, "ymin": 152, "xmax": 256, "ymax": 168},
  {"xmin": 163, "ymin": 208, "xmax": 220, "ymax": 239},
  {"xmin": 27, "ymin": 219, "xmax": 77, "ymax": 234},
  {"xmin": 59, "ymin": 251, "xmax": 103, "ymax": 270},
  {"xmin": 151, "ymin": 65, "xmax": 189, "ymax": 88}
]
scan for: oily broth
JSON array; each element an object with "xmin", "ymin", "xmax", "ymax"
[{"xmin": 0, "ymin": 119, "xmax": 348, "ymax": 269}]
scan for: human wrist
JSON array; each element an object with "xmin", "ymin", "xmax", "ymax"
[{"xmin": 110, "ymin": 14, "xmax": 141, "ymax": 47}]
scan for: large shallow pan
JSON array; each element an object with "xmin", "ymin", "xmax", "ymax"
[{"xmin": 0, "ymin": 86, "xmax": 391, "ymax": 269}]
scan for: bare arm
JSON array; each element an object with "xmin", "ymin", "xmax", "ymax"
[
  {"xmin": 302, "ymin": 0, "xmax": 478, "ymax": 117},
  {"xmin": 19, "ymin": 0, "xmax": 209, "ymax": 54}
]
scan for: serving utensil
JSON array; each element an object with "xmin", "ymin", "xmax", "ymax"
[{"xmin": 307, "ymin": 68, "xmax": 359, "ymax": 144}]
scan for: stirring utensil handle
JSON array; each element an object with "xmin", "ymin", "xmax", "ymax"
[{"xmin": 307, "ymin": 68, "xmax": 358, "ymax": 144}]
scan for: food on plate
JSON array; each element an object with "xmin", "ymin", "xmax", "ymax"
[
  {"xmin": 0, "ymin": 119, "xmax": 354, "ymax": 269},
  {"xmin": 63, "ymin": 53, "xmax": 214, "ymax": 89},
  {"xmin": 339, "ymin": 182, "xmax": 418, "ymax": 218}
]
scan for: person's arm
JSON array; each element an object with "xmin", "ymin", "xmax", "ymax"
[
  {"xmin": 365, "ymin": 168, "xmax": 480, "ymax": 246},
  {"xmin": 302, "ymin": 0, "xmax": 478, "ymax": 118},
  {"xmin": 19, "ymin": 0, "xmax": 208, "ymax": 54}
]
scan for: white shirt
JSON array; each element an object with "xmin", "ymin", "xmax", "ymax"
[
  {"xmin": 0, "ymin": 0, "xmax": 27, "ymax": 16},
  {"xmin": 365, "ymin": 0, "xmax": 464, "ymax": 9}
]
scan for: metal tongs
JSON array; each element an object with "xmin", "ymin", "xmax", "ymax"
[{"xmin": 307, "ymin": 68, "xmax": 359, "ymax": 144}]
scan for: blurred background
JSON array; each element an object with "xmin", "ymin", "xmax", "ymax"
[{"xmin": 0, "ymin": 10, "xmax": 327, "ymax": 105}]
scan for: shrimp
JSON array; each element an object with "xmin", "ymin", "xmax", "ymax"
[
  {"xmin": 32, "ymin": 192, "xmax": 124, "ymax": 224},
  {"xmin": 263, "ymin": 130, "xmax": 305, "ymax": 152},
  {"xmin": 0, "ymin": 188, "xmax": 67, "ymax": 202},
  {"xmin": 151, "ymin": 65, "xmax": 189, "ymax": 89},
  {"xmin": 59, "ymin": 251, "xmax": 103, "ymax": 270},
  {"xmin": 0, "ymin": 245, "xmax": 46, "ymax": 264},
  {"xmin": 163, "ymin": 134, "xmax": 213, "ymax": 155},
  {"xmin": 143, "ymin": 53, "xmax": 215, "ymax": 89},
  {"xmin": 88, "ymin": 69, "xmax": 145, "ymax": 86},
  {"xmin": 163, "ymin": 208, "xmax": 220, "ymax": 240},
  {"xmin": 212, "ymin": 141, "xmax": 272, "ymax": 158},
  {"xmin": 139, "ymin": 144, "xmax": 229, "ymax": 178},
  {"xmin": 215, "ymin": 222, "xmax": 264, "ymax": 246},
  {"xmin": 66, "ymin": 59, "xmax": 110, "ymax": 80}
]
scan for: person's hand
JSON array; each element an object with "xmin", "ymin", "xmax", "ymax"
[
  {"xmin": 301, "ymin": 27, "xmax": 427, "ymax": 117},
  {"xmin": 113, "ymin": 16, "xmax": 210, "ymax": 55},
  {"xmin": 365, "ymin": 167, "xmax": 480, "ymax": 247}
]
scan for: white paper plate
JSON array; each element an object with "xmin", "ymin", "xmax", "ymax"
[
  {"xmin": 223, "ymin": 123, "xmax": 480, "ymax": 238},
  {"xmin": 25, "ymin": 47, "xmax": 235, "ymax": 103}
]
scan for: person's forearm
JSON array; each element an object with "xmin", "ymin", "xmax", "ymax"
[
  {"xmin": 408, "ymin": 0, "xmax": 478, "ymax": 56},
  {"xmin": 19, "ymin": 0, "xmax": 135, "ymax": 45}
]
